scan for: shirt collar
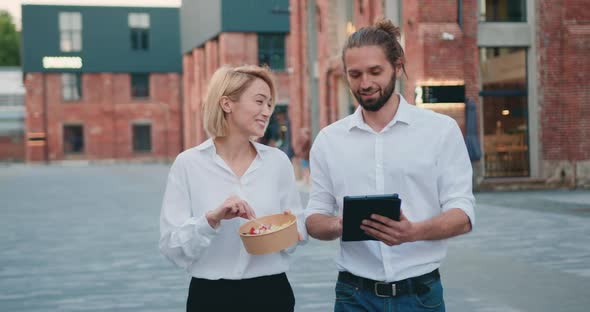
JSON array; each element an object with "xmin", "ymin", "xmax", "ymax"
[
  {"xmin": 347, "ymin": 94, "xmax": 413, "ymax": 132},
  {"xmin": 195, "ymin": 138, "xmax": 270, "ymax": 159},
  {"xmin": 195, "ymin": 138, "xmax": 214, "ymax": 151}
]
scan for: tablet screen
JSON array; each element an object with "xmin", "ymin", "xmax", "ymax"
[{"xmin": 342, "ymin": 194, "xmax": 401, "ymax": 242}]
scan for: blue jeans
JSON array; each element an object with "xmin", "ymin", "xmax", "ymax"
[{"xmin": 334, "ymin": 275, "xmax": 445, "ymax": 312}]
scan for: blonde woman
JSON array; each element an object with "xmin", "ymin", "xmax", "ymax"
[{"xmin": 159, "ymin": 65, "xmax": 306, "ymax": 312}]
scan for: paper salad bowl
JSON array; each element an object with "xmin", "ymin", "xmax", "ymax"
[{"xmin": 238, "ymin": 213, "xmax": 298, "ymax": 255}]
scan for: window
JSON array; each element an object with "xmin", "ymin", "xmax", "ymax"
[
  {"xmin": 132, "ymin": 124, "xmax": 151, "ymax": 152},
  {"xmin": 59, "ymin": 12, "xmax": 82, "ymax": 52},
  {"xmin": 419, "ymin": 85, "xmax": 465, "ymax": 103},
  {"xmin": 479, "ymin": 0, "xmax": 526, "ymax": 22},
  {"xmin": 131, "ymin": 73, "xmax": 150, "ymax": 98},
  {"xmin": 480, "ymin": 47, "xmax": 529, "ymax": 177},
  {"xmin": 129, "ymin": 13, "xmax": 150, "ymax": 51},
  {"xmin": 63, "ymin": 125, "xmax": 84, "ymax": 154},
  {"xmin": 261, "ymin": 106, "xmax": 292, "ymax": 156},
  {"xmin": 258, "ymin": 34, "xmax": 286, "ymax": 71},
  {"xmin": 61, "ymin": 73, "xmax": 82, "ymax": 101}
]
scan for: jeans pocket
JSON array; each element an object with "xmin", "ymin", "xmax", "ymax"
[
  {"xmin": 335, "ymin": 281, "xmax": 358, "ymax": 301},
  {"xmin": 414, "ymin": 279, "xmax": 444, "ymax": 309}
]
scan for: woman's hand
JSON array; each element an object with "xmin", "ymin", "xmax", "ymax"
[{"xmin": 206, "ymin": 195, "xmax": 256, "ymax": 228}]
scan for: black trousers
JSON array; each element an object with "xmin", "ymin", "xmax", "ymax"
[{"xmin": 186, "ymin": 273, "xmax": 295, "ymax": 312}]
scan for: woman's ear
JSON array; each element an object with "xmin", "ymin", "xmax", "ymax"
[{"xmin": 220, "ymin": 96, "xmax": 232, "ymax": 113}]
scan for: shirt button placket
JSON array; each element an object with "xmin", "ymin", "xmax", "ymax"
[
  {"xmin": 236, "ymin": 178, "xmax": 244, "ymax": 198},
  {"xmin": 235, "ymin": 249, "xmax": 246, "ymax": 277},
  {"xmin": 381, "ymin": 246, "xmax": 393, "ymax": 281},
  {"xmin": 238, "ymin": 176, "xmax": 249, "ymax": 279},
  {"xmin": 375, "ymin": 135, "xmax": 384, "ymax": 193},
  {"xmin": 236, "ymin": 177, "xmax": 246, "ymax": 278}
]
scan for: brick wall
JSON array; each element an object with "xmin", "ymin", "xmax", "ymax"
[
  {"xmin": 401, "ymin": 0, "xmax": 479, "ymax": 132},
  {"xmin": 539, "ymin": 0, "xmax": 590, "ymax": 161},
  {"xmin": 538, "ymin": 0, "xmax": 590, "ymax": 186},
  {"xmin": 181, "ymin": 32, "xmax": 291, "ymax": 149},
  {"xmin": 24, "ymin": 72, "xmax": 47, "ymax": 162},
  {"xmin": 24, "ymin": 72, "xmax": 181, "ymax": 162},
  {"xmin": 288, "ymin": 0, "xmax": 310, "ymax": 151},
  {"xmin": 287, "ymin": 0, "xmax": 381, "ymax": 148},
  {"xmin": 0, "ymin": 136, "xmax": 24, "ymax": 161},
  {"xmin": 288, "ymin": 0, "xmax": 473, "ymax": 138},
  {"xmin": 286, "ymin": 0, "xmax": 590, "ymax": 188}
]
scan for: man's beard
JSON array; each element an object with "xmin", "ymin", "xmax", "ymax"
[{"xmin": 354, "ymin": 74, "xmax": 396, "ymax": 112}]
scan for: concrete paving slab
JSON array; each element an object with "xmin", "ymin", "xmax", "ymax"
[{"xmin": 1, "ymin": 164, "xmax": 589, "ymax": 312}]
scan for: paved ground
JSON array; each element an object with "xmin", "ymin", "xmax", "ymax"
[{"xmin": 1, "ymin": 164, "xmax": 589, "ymax": 311}]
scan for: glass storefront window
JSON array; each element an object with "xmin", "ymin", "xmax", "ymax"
[
  {"xmin": 480, "ymin": 47, "xmax": 529, "ymax": 177},
  {"xmin": 260, "ymin": 105, "xmax": 293, "ymax": 158},
  {"xmin": 479, "ymin": 0, "xmax": 526, "ymax": 22}
]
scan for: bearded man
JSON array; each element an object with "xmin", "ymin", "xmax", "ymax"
[{"xmin": 304, "ymin": 19, "xmax": 476, "ymax": 312}]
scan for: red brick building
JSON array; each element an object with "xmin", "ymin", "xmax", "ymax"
[
  {"xmin": 288, "ymin": 0, "xmax": 590, "ymax": 189},
  {"xmin": 180, "ymin": 34, "xmax": 291, "ymax": 149},
  {"xmin": 24, "ymin": 72, "xmax": 181, "ymax": 162},
  {"xmin": 0, "ymin": 68, "xmax": 25, "ymax": 162},
  {"xmin": 536, "ymin": 0, "xmax": 590, "ymax": 188},
  {"xmin": 180, "ymin": 1, "xmax": 292, "ymax": 152},
  {"xmin": 21, "ymin": 5, "xmax": 182, "ymax": 162}
]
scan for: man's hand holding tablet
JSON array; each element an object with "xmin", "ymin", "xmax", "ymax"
[{"xmin": 342, "ymin": 194, "xmax": 401, "ymax": 242}]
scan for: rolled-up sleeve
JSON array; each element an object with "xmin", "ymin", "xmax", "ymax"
[
  {"xmin": 305, "ymin": 132, "xmax": 338, "ymax": 218},
  {"xmin": 159, "ymin": 155, "xmax": 219, "ymax": 269},
  {"xmin": 436, "ymin": 119, "xmax": 476, "ymax": 227}
]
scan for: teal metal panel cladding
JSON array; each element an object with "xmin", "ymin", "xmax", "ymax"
[
  {"xmin": 180, "ymin": 0, "xmax": 221, "ymax": 54},
  {"xmin": 179, "ymin": 0, "xmax": 289, "ymax": 52},
  {"xmin": 21, "ymin": 5, "xmax": 181, "ymax": 73},
  {"xmin": 221, "ymin": 0, "xmax": 289, "ymax": 33}
]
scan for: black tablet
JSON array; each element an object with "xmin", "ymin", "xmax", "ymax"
[{"xmin": 342, "ymin": 194, "xmax": 401, "ymax": 242}]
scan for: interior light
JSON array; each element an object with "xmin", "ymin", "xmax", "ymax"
[{"xmin": 346, "ymin": 22, "xmax": 356, "ymax": 35}]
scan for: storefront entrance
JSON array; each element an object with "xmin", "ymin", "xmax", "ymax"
[{"xmin": 480, "ymin": 47, "xmax": 530, "ymax": 177}]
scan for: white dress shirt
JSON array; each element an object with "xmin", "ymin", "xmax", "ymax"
[
  {"xmin": 306, "ymin": 94, "xmax": 475, "ymax": 282},
  {"xmin": 159, "ymin": 139, "xmax": 307, "ymax": 280}
]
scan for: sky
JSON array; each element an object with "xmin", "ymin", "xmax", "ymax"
[{"xmin": 0, "ymin": 0, "xmax": 181, "ymax": 30}]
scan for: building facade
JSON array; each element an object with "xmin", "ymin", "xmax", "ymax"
[
  {"xmin": 0, "ymin": 67, "xmax": 25, "ymax": 162},
  {"xmin": 288, "ymin": 0, "xmax": 590, "ymax": 189},
  {"xmin": 179, "ymin": 0, "xmax": 292, "ymax": 154},
  {"xmin": 21, "ymin": 4, "xmax": 182, "ymax": 162}
]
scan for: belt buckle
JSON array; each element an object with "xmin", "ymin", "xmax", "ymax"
[{"xmin": 374, "ymin": 282, "xmax": 396, "ymax": 297}]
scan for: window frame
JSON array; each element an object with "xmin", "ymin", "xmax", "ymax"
[
  {"xmin": 61, "ymin": 73, "xmax": 83, "ymax": 102},
  {"xmin": 479, "ymin": 46, "xmax": 530, "ymax": 178},
  {"xmin": 258, "ymin": 33, "xmax": 286, "ymax": 71},
  {"xmin": 131, "ymin": 73, "xmax": 150, "ymax": 99},
  {"xmin": 128, "ymin": 13, "xmax": 150, "ymax": 51},
  {"xmin": 59, "ymin": 12, "xmax": 82, "ymax": 52},
  {"xmin": 62, "ymin": 124, "xmax": 84, "ymax": 155},
  {"xmin": 478, "ymin": 0, "xmax": 527, "ymax": 23},
  {"xmin": 132, "ymin": 123, "xmax": 152, "ymax": 153}
]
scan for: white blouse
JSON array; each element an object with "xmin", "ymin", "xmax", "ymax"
[{"xmin": 159, "ymin": 139, "xmax": 307, "ymax": 280}]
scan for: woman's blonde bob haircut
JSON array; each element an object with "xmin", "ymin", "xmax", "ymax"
[{"xmin": 202, "ymin": 65, "xmax": 277, "ymax": 138}]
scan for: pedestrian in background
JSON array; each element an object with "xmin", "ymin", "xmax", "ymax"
[
  {"xmin": 295, "ymin": 127, "xmax": 311, "ymax": 185},
  {"xmin": 305, "ymin": 19, "xmax": 475, "ymax": 312},
  {"xmin": 159, "ymin": 65, "xmax": 307, "ymax": 312}
]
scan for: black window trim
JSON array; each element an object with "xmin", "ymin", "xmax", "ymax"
[{"xmin": 132, "ymin": 122, "xmax": 152, "ymax": 153}]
